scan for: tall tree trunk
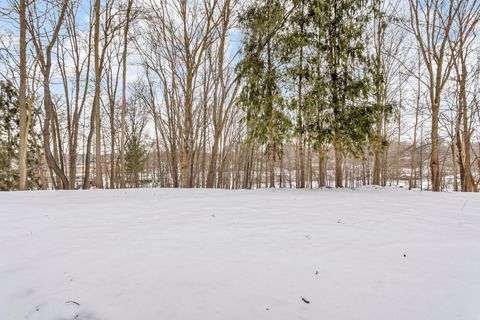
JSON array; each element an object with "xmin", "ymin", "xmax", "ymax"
[
  {"xmin": 94, "ymin": 0, "xmax": 103, "ymax": 188},
  {"xmin": 457, "ymin": 56, "xmax": 474, "ymax": 192},
  {"xmin": 120, "ymin": 0, "xmax": 133, "ymax": 189},
  {"xmin": 110, "ymin": 99, "xmax": 116, "ymax": 189},
  {"xmin": 372, "ymin": 0, "xmax": 384, "ymax": 186},
  {"xmin": 18, "ymin": 0, "xmax": 28, "ymax": 190},
  {"xmin": 297, "ymin": 6, "xmax": 305, "ymax": 189}
]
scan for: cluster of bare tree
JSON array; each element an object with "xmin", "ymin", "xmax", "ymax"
[{"xmin": 0, "ymin": 0, "xmax": 479, "ymax": 191}]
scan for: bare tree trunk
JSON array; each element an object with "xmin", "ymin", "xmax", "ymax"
[
  {"xmin": 94, "ymin": 0, "xmax": 103, "ymax": 188},
  {"xmin": 372, "ymin": 0, "xmax": 384, "ymax": 186},
  {"xmin": 18, "ymin": 0, "xmax": 28, "ymax": 190},
  {"xmin": 397, "ymin": 109, "xmax": 401, "ymax": 185},
  {"xmin": 410, "ymin": 93, "xmax": 420, "ymax": 190},
  {"xmin": 334, "ymin": 142, "xmax": 343, "ymax": 188},
  {"xmin": 318, "ymin": 148, "xmax": 326, "ymax": 187},
  {"xmin": 451, "ymin": 137, "xmax": 458, "ymax": 191},
  {"xmin": 120, "ymin": 0, "xmax": 133, "ymax": 189},
  {"xmin": 430, "ymin": 100, "xmax": 440, "ymax": 191},
  {"xmin": 268, "ymin": 143, "xmax": 275, "ymax": 188}
]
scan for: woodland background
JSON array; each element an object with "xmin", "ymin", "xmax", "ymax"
[{"xmin": 1, "ymin": 0, "xmax": 479, "ymax": 192}]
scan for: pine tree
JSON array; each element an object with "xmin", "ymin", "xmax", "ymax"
[
  {"xmin": 309, "ymin": 0, "xmax": 375, "ymax": 187},
  {"xmin": 282, "ymin": 0, "xmax": 311, "ymax": 188},
  {"xmin": 125, "ymin": 136, "xmax": 146, "ymax": 188},
  {"xmin": 237, "ymin": 0, "xmax": 291, "ymax": 188},
  {"xmin": 0, "ymin": 81, "xmax": 19, "ymax": 190},
  {"xmin": 0, "ymin": 81, "xmax": 41, "ymax": 191}
]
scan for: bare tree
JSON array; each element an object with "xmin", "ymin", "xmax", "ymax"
[
  {"xmin": 56, "ymin": 1, "xmax": 94, "ymax": 189},
  {"xmin": 83, "ymin": 0, "xmax": 121, "ymax": 189},
  {"xmin": 449, "ymin": 0, "xmax": 480, "ymax": 192},
  {"xmin": 408, "ymin": 0, "xmax": 459, "ymax": 191},
  {"xmin": 15, "ymin": 0, "xmax": 28, "ymax": 190},
  {"xmin": 120, "ymin": 0, "xmax": 133, "ymax": 188},
  {"xmin": 26, "ymin": 0, "xmax": 69, "ymax": 189}
]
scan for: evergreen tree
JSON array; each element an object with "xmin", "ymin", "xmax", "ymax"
[
  {"xmin": 282, "ymin": 0, "xmax": 311, "ymax": 188},
  {"xmin": 238, "ymin": 0, "xmax": 379, "ymax": 188},
  {"xmin": 0, "ymin": 81, "xmax": 41, "ymax": 191},
  {"xmin": 309, "ymin": 0, "xmax": 376, "ymax": 187},
  {"xmin": 237, "ymin": 0, "xmax": 291, "ymax": 188},
  {"xmin": 0, "ymin": 81, "xmax": 20, "ymax": 190},
  {"xmin": 125, "ymin": 136, "xmax": 146, "ymax": 188}
]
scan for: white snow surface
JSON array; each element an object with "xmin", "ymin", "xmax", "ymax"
[{"xmin": 1, "ymin": 188, "xmax": 479, "ymax": 320}]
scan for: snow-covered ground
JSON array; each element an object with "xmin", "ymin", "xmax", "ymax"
[{"xmin": 1, "ymin": 188, "xmax": 479, "ymax": 320}]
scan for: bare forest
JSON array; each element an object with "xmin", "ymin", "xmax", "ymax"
[{"xmin": 1, "ymin": 0, "xmax": 480, "ymax": 192}]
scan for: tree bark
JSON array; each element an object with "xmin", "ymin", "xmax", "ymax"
[
  {"xmin": 120, "ymin": 0, "xmax": 133, "ymax": 189},
  {"xmin": 18, "ymin": 0, "xmax": 28, "ymax": 190},
  {"xmin": 94, "ymin": 0, "xmax": 103, "ymax": 188},
  {"xmin": 334, "ymin": 142, "xmax": 343, "ymax": 188}
]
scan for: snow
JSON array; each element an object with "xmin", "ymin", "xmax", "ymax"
[{"xmin": 0, "ymin": 188, "xmax": 479, "ymax": 320}]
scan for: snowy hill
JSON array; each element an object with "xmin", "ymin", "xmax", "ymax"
[{"xmin": 1, "ymin": 188, "xmax": 479, "ymax": 320}]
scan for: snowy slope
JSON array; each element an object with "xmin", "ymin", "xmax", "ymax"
[{"xmin": 0, "ymin": 188, "xmax": 479, "ymax": 320}]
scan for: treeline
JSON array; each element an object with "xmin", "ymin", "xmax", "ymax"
[{"xmin": 0, "ymin": 0, "xmax": 479, "ymax": 191}]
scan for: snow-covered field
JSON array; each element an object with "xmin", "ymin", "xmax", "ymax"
[{"xmin": 1, "ymin": 188, "xmax": 479, "ymax": 320}]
